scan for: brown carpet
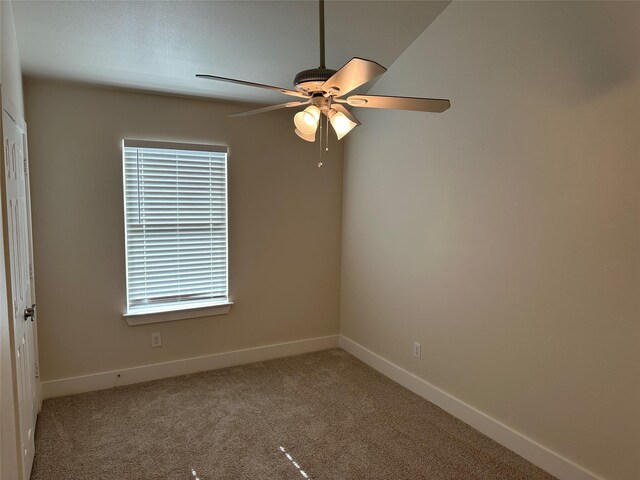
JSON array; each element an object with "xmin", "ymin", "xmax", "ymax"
[{"xmin": 31, "ymin": 349, "xmax": 555, "ymax": 480}]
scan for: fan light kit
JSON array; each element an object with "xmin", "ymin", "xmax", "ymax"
[{"xmin": 197, "ymin": 0, "xmax": 450, "ymax": 148}]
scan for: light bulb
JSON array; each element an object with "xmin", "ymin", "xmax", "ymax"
[
  {"xmin": 328, "ymin": 110, "xmax": 357, "ymax": 140},
  {"xmin": 295, "ymin": 128, "xmax": 316, "ymax": 143},
  {"xmin": 293, "ymin": 105, "xmax": 321, "ymax": 135}
]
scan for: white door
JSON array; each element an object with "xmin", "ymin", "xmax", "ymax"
[{"xmin": 2, "ymin": 109, "xmax": 37, "ymax": 479}]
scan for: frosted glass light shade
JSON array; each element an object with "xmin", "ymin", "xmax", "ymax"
[
  {"xmin": 293, "ymin": 105, "xmax": 321, "ymax": 135},
  {"xmin": 328, "ymin": 110, "xmax": 357, "ymax": 140},
  {"xmin": 295, "ymin": 128, "xmax": 316, "ymax": 142}
]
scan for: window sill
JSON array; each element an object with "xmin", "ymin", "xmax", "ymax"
[{"xmin": 124, "ymin": 302, "xmax": 233, "ymax": 326}]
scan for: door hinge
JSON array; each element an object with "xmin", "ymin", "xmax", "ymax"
[
  {"xmin": 23, "ymin": 157, "xmax": 28, "ymax": 175},
  {"xmin": 29, "ymin": 263, "xmax": 34, "ymax": 280},
  {"xmin": 34, "ymin": 362, "xmax": 39, "ymax": 378}
]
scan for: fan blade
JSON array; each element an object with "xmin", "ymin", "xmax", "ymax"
[
  {"xmin": 338, "ymin": 94, "xmax": 450, "ymax": 112},
  {"xmin": 322, "ymin": 58, "xmax": 387, "ymax": 97},
  {"xmin": 331, "ymin": 104, "xmax": 360, "ymax": 125},
  {"xmin": 230, "ymin": 100, "xmax": 310, "ymax": 117},
  {"xmin": 196, "ymin": 74, "xmax": 308, "ymax": 99}
]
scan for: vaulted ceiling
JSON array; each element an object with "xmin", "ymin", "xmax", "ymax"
[{"xmin": 12, "ymin": 1, "xmax": 449, "ymax": 105}]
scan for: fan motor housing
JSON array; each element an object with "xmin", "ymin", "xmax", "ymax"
[{"xmin": 294, "ymin": 68, "xmax": 337, "ymax": 94}]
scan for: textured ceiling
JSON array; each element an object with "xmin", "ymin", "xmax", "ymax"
[{"xmin": 12, "ymin": 1, "xmax": 450, "ymax": 105}]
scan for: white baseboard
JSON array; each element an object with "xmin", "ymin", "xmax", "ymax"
[
  {"xmin": 339, "ymin": 335, "xmax": 603, "ymax": 480},
  {"xmin": 41, "ymin": 333, "xmax": 602, "ymax": 480},
  {"xmin": 42, "ymin": 335, "xmax": 339, "ymax": 399}
]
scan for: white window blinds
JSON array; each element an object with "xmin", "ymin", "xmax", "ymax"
[{"xmin": 123, "ymin": 140, "xmax": 228, "ymax": 314}]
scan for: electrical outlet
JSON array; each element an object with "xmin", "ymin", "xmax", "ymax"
[
  {"xmin": 413, "ymin": 341, "xmax": 422, "ymax": 359},
  {"xmin": 151, "ymin": 332, "xmax": 162, "ymax": 348}
]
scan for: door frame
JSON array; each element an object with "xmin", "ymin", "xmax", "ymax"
[{"xmin": 21, "ymin": 122, "xmax": 41, "ymax": 412}]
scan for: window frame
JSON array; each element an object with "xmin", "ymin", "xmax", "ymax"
[{"xmin": 121, "ymin": 139, "xmax": 232, "ymax": 325}]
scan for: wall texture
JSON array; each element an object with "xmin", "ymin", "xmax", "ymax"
[
  {"xmin": 24, "ymin": 79, "xmax": 342, "ymax": 382},
  {"xmin": 340, "ymin": 2, "xmax": 639, "ymax": 479},
  {"xmin": 1, "ymin": 0, "xmax": 24, "ymax": 120}
]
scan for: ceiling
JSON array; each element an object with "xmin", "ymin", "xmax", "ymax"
[{"xmin": 11, "ymin": 1, "xmax": 449, "ymax": 105}]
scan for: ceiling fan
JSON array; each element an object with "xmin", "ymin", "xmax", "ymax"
[{"xmin": 196, "ymin": 0, "xmax": 450, "ymax": 143}]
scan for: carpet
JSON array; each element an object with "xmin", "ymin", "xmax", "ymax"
[{"xmin": 31, "ymin": 349, "xmax": 556, "ymax": 479}]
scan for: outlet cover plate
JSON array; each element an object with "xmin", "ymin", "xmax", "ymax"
[{"xmin": 151, "ymin": 332, "xmax": 162, "ymax": 348}]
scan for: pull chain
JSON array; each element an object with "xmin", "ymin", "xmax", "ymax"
[
  {"xmin": 317, "ymin": 114, "xmax": 330, "ymax": 168},
  {"xmin": 325, "ymin": 115, "xmax": 329, "ymax": 152},
  {"xmin": 318, "ymin": 115, "xmax": 323, "ymax": 168}
]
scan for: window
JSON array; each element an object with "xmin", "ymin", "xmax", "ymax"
[{"xmin": 122, "ymin": 140, "xmax": 229, "ymax": 317}]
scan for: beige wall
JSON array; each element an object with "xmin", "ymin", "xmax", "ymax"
[
  {"xmin": 340, "ymin": 2, "xmax": 639, "ymax": 480},
  {"xmin": 1, "ymin": 0, "xmax": 24, "ymax": 120},
  {"xmin": 24, "ymin": 79, "xmax": 342, "ymax": 382}
]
